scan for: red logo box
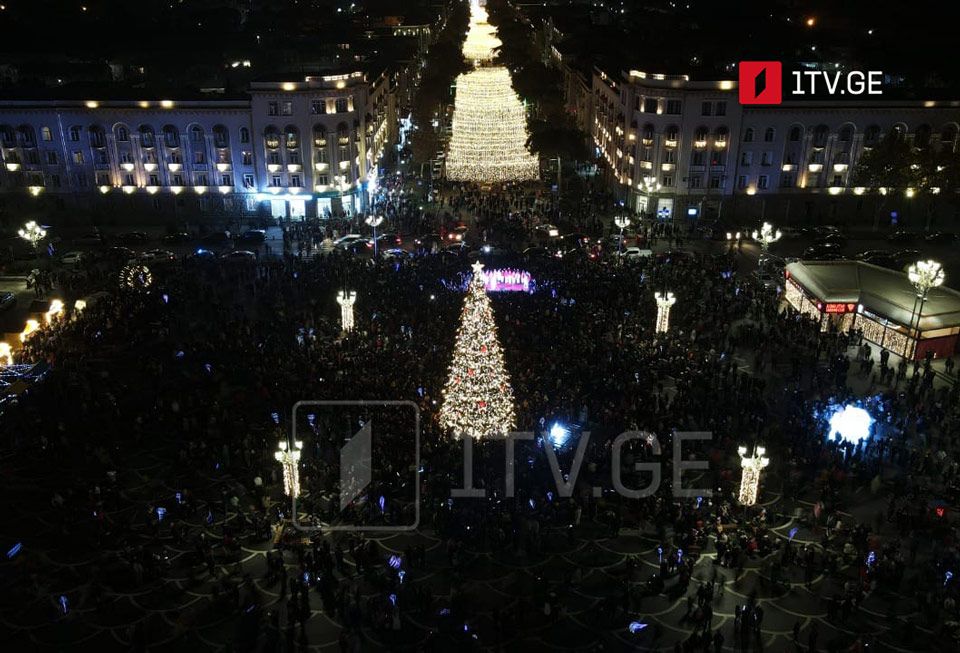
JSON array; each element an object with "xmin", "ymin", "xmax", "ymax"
[{"xmin": 739, "ymin": 62, "xmax": 782, "ymax": 105}]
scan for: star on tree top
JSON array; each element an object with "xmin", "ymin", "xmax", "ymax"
[{"xmin": 471, "ymin": 261, "xmax": 485, "ymax": 275}]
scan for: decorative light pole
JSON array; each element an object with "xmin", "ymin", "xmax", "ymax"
[
  {"xmin": 738, "ymin": 444, "xmax": 769, "ymax": 506},
  {"xmin": 365, "ymin": 215, "xmax": 384, "ymax": 257},
  {"xmin": 907, "ymin": 259, "xmax": 945, "ymax": 360},
  {"xmin": 654, "ymin": 291, "xmax": 676, "ymax": 333},
  {"xmin": 640, "ymin": 176, "xmax": 661, "ymax": 219},
  {"xmin": 274, "ymin": 440, "xmax": 303, "ymax": 497},
  {"xmin": 614, "ymin": 215, "xmax": 630, "ymax": 262},
  {"xmin": 18, "ymin": 221, "xmax": 46, "ymax": 251},
  {"xmin": 751, "ymin": 221, "xmax": 782, "ymax": 263},
  {"xmin": 337, "ymin": 290, "xmax": 357, "ymax": 332}
]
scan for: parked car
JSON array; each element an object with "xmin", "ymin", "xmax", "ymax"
[
  {"xmin": 855, "ymin": 249, "xmax": 893, "ymax": 261},
  {"xmin": 236, "ymin": 229, "xmax": 267, "ymax": 244},
  {"xmin": 887, "ymin": 230, "xmax": 919, "ymax": 243},
  {"xmin": 925, "ymin": 231, "xmax": 957, "ymax": 244},
  {"xmin": 368, "ymin": 233, "xmax": 401, "ymax": 249},
  {"xmin": 753, "ymin": 269, "xmax": 780, "ymax": 290},
  {"xmin": 414, "ymin": 233, "xmax": 443, "ymax": 252},
  {"xmin": 139, "ymin": 249, "xmax": 176, "ymax": 264},
  {"xmin": 534, "ymin": 224, "xmax": 560, "ymax": 239},
  {"xmin": 522, "ymin": 246, "xmax": 553, "ymax": 260},
  {"xmin": 558, "ymin": 233, "xmax": 591, "ymax": 250},
  {"xmin": 105, "ymin": 246, "xmax": 136, "ymax": 263},
  {"xmin": 162, "ymin": 232, "xmax": 191, "ymax": 244},
  {"xmin": 381, "ymin": 248, "xmax": 411, "ymax": 261},
  {"xmin": 201, "ymin": 231, "xmax": 233, "ymax": 245},
  {"xmin": 342, "ymin": 239, "xmax": 371, "ymax": 254},
  {"xmin": 617, "ymin": 247, "xmax": 653, "ymax": 259},
  {"xmin": 334, "ymin": 234, "xmax": 365, "ymax": 249},
  {"xmin": 813, "ymin": 233, "xmax": 847, "ymax": 247},
  {"xmin": 189, "ymin": 248, "xmax": 218, "ymax": 262},
  {"xmin": 221, "ymin": 250, "xmax": 257, "ymax": 262},
  {"xmin": 60, "ymin": 251, "xmax": 85, "ymax": 266},
  {"xmin": 0, "ymin": 292, "xmax": 15, "ymax": 311},
  {"xmin": 75, "ymin": 231, "xmax": 105, "ymax": 246},
  {"xmin": 803, "ymin": 243, "xmax": 842, "ymax": 258},
  {"xmin": 444, "ymin": 243, "xmax": 471, "ymax": 255},
  {"xmin": 118, "ymin": 231, "xmax": 149, "ymax": 244}
]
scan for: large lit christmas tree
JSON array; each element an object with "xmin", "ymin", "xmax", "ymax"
[
  {"xmin": 446, "ymin": 1, "xmax": 538, "ymax": 183},
  {"xmin": 439, "ymin": 262, "xmax": 517, "ymax": 439}
]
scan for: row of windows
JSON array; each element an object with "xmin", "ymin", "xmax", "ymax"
[
  {"xmin": 7, "ymin": 169, "xmax": 365, "ymax": 191},
  {"xmin": 267, "ymin": 98, "xmax": 351, "ymax": 116}
]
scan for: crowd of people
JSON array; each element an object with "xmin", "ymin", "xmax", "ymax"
[{"xmin": 1, "ymin": 179, "xmax": 959, "ymax": 652}]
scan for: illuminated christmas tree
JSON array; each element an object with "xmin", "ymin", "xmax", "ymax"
[
  {"xmin": 446, "ymin": 1, "xmax": 538, "ymax": 183},
  {"xmin": 439, "ymin": 262, "xmax": 517, "ymax": 439}
]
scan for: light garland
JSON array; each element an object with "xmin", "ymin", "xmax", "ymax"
[
  {"xmin": 120, "ymin": 264, "xmax": 153, "ymax": 291},
  {"xmin": 738, "ymin": 445, "xmax": 770, "ymax": 506},
  {"xmin": 654, "ymin": 291, "xmax": 676, "ymax": 333},
  {"xmin": 439, "ymin": 261, "xmax": 517, "ymax": 439},
  {"xmin": 446, "ymin": 2, "xmax": 538, "ymax": 183},
  {"xmin": 337, "ymin": 290, "xmax": 357, "ymax": 332},
  {"xmin": 274, "ymin": 440, "xmax": 303, "ymax": 497},
  {"xmin": 446, "ymin": 67, "xmax": 539, "ymax": 183}
]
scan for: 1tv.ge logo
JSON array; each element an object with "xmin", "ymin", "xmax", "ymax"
[{"xmin": 739, "ymin": 61, "xmax": 883, "ymax": 104}]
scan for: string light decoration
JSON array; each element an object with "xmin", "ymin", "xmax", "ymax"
[
  {"xmin": 654, "ymin": 291, "xmax": 676, "ymax": 333},
  {"xmin": 0, "ymin": 342, "xmax": 13, "ymax": 367},
  {"xmin": 738, "ymin": 445, "xmax": 770, "ymax": 506},
  {"xmin": 445, "ymin": 2, "xmax": 538, "ymax": 183},
  {"xmin": 439, "ymin": 261, "xmax": 517, "ymax": 439},
  {"xmin": 337, "ymin": 290, "xmax": 357, "ymax": 332},
  {"xmin": 120, "ymin": 264, "xmax": 153, "ymax": 291},
  {"xmin": 274, "ymin": 440, "xmax": 303, "ymax": 497}
]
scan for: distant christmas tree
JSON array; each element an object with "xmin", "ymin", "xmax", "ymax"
[{"xmin": 439, "ymin": 262, "xmax": 517, "ymax": 438}]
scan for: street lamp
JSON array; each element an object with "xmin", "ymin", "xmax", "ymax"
[
  {"xmin": 654, "ymin": 291, "xmax": 676, "ymax": 333},
  {"xmin": 614, "ymin": 215, "xmax": 630, "ymax": 261},
  {"xmin": 365, "ymin": 215, "xmax": 384, "ymax": 257},
  {"xmin": 751, "ymin": 221, "xmax": 782, "ymax": 255},
  {"xmin": 907, "ymin": 259, "xmax": 945, "ymax": 360},
  {"xmin": 274, "ymin": 439, "xmax": 303, "ymax": 497},
  {"xmin": 18, "ymin": 221, "xmax": 46, "ymax": 251},
  {"xmin": 337, "ymin": 290, "xmax": 357, "ymax": 332},
  {"xmin": 639, "ymin": 176, "xmax": 661, "ymax": 219},
  {"xmin": 738, "ymin": 444, "xmax": 770, "ymax": 506}
]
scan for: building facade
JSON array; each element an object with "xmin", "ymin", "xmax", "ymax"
[
  {"xmin": 0, "ymin": 70, "xmax": 397, "ymax": 221},
  {"xmin": 590, "ymin": 67, "xmax": 960, "ymax": 227}
]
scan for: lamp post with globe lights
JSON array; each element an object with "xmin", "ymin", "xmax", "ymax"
[
  {"xmin": 907, "ymin": 259, "xmax": 945, "ymax": 359},
  {"xmin": 614, "ymin": 215, "xmax": 630, "ymax": 262},
  {"xmin": 275, "ymin": 439, "xmax": 303, "ymax": 498},
  {"xmin": 365, "ymin": 215, "xmax": 384, "ymax": 257},
  {"xmin": 738, "ymin": 444, "xmax": 770, "ymax": 506},
  {"xmin": 752, "ymin": 221, "xmax": 781, "ymax": 255},
  {"xmin": 19, "ymin": 221, "xmax": 46, "ymax": 255}
]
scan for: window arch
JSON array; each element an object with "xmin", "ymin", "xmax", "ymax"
[
  {"xmin": 40, "ymin": 126, "xmax": 52, "ymax": 142},
  {"xmin": 68, "ymin": 125, "xmax": 81, "ymax": 142},
  {"xmin": 17, "ymin": 125, "xmax": 36, "ymax": 147},
  {"xmin": 864, "ymin": 125, "xmax": 881, "ymax": 146},
  {"xmin": 743, "ymin": 128, "xmax": 754, "ymax": 142},
  {"xmin": 139, "ymin": 125, "xmax": 156, "ymax": 148},
  {"xmin": 764, "ymin": 127, "xmax": 775, "ymax": 142},
  {"xmin": 162, "ymin": 125, "xmax": 180, "ymax": 148},
  {"xmin": 838, "ymin": 124, "xmax": 854, "ymax": 143},
  {"xmin": 189, "ymin": 125, "xmax": 204, "ymax": 143},
  {"xmin": 88, "ymin": 125, "xmax": 106, "ymax": 147},
  {"xmin": 812, "ymin": 125, "xmax": 829, "ymax": 147},
  {"xmin": 890, "ymin": 123, "xmax": 907, "ymax": 141},
  {"xmin": 913, "ymin": 124, "xmax": 932, "ymax": 148},
  {"xmin": 941, "ymin": 123, "xmax": 959, "ymax": 151},
  {"xmin": 213, "ymin": 125, "xmax": 229, "ymax": 148},
  {"xmin": 641, "ymin": 122, "xmax": 654, "ymax": 142},
  {"xmin": 264, "ymin": 126, "xmax": 280, "ymax": 149},
  {"xmin": 714, "ymin": 126, "xmax": 729, "ymax": 143},
  {"xmin": 0, "ymin": 125, "xmax": 14, "ymax": 147},
  {"xmin": 313, "ymin": 124, "xmax": 327, "ymax": 147},
  {"xmin": 284, "ymin": 125, "xmax": 299, "ymax": 149},
  {"xmin": 239, "ymin": 127, "xmax": 250, "ymax": 143},
  {"xmin": 693, "ymin": 126, "xmax": 708, "ymax": 146},
  {"xmin": 115, "ymin": 125, "xmax": 129, "ymax": 142},
  {"xmin": 788, "ymin": 125, "xmax": 802, "ymax": 142},
  {"xmin": 664, "ymin": 125, "xmax": 679, "ymax": 142}
]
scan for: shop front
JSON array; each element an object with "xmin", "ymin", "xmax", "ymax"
[{"xmin": 784, "ymin": 261, "xmax": 960, "ymax": 360}]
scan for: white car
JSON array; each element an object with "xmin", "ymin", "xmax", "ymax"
[
  {"xmin": 60, "ymin": 251, "xmax": 84, "ymax": 266},
  {"xmin": 618, "ymin": 247, "xmax": 653, "ymax": 259},
  {"xmin": 334, "ymin": 234, "xmax": 365, "ymax": 248}
]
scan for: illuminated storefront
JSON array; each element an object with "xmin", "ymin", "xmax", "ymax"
[{"xmin": 785, "ymin": 261, "xmax": 960, "ymax": 360}]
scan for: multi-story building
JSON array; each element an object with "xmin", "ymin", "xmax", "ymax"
[
  {"xmin": 591, "ymin": 67, "xmax": 960, "ymax": 227},
  {"xmin": 0, "ymin": 69, "xmax": 397, "ymax": 220}
]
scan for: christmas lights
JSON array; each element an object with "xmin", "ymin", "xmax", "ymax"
[
  {"xmin": 337, "ymin": 290, "xmax": 357, "ymax": 332},
  {"xmin": 654, "ymin": 292, "xmax": 676, "ymax": 333},
  {"xmin": 738, "ymin": 445, "xmax": 769, "ymax": 506},
  {"xmin": 44, "ymin": 299, "xmax": 64, "ymax": 325},
  {"xmin": 120, "ymin": 265, "xmax": 153, "ymax": 291},
  {"xmin": 275, "ymin": 440, "xmax": 303, "ymax": 497},
  {"xmin": 20, "ymin": 319, "xmax": 39, "ymax": 342},
  {"xmin": 439, "ymin": 262, "xmax": 517, "ymax": 439},
  {"xmin": 0, "ymin": 342, "xmax": 12, "ymax": 367},
  {"xmin": 445, "ymin": 2, "xmax": 538, "ymax": 183}
]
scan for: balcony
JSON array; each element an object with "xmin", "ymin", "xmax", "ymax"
[
  {"xmin": 94, "ymin": 163, "xmax": 111, "ymax": 171},
  {"xmin": 661, "ymin": 163, "xmax": 675, "ymax": 171},
  {"xmin": 664, "ymin": 139, "xmax": 678, "ymax": 148},
  {"xmin": 688, "ymin": 164, "xmax": 706, "ymax": 172}
]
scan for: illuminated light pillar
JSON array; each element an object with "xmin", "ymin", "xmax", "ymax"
[
  {"xmin": 337, "ymin": 290, "xmax": 357, "ymax": 332},
  {"xmin": 275, "ymin": 440, "xmax": 303, "ymax": 497},
  {"xmin": 738, "ymin": 445, "xmax": 770, "ymax": 506},
  {"xmin": 614, "ymin": 215, "xmax": 630, "ymax": 262},
  {"xmin": 654, "ymin": 291, "xmax": 676, "ymax": 333}
]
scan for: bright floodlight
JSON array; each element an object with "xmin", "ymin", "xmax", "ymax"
[
  {"xmin": 549, "ymin": 422, "xmax": 570, "ymax": 447},
  {"xmin": 828, "ymin": 405, "xmax": 873, "ymax": 444}
]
